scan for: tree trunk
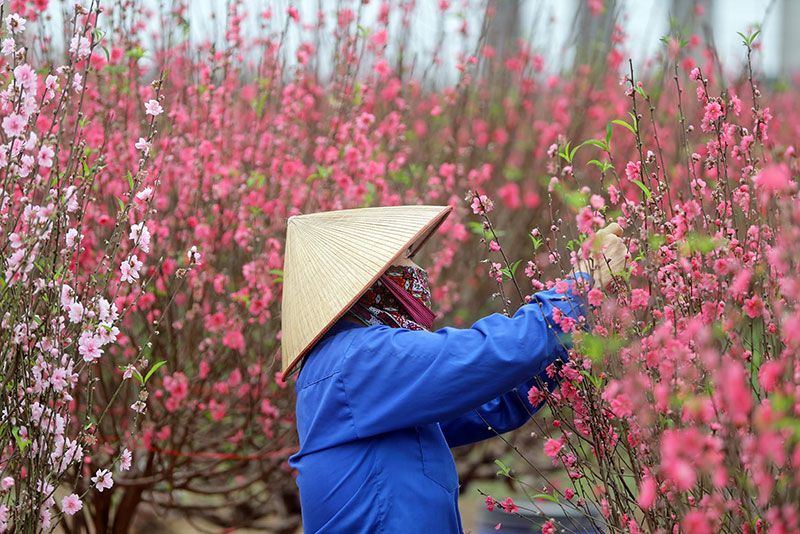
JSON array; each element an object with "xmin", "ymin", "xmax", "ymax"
[
  {"xmin": 572, "ymin": 0, "xmax": 618, "ymax": 69},
  {"xmin": 110, "ymin": 487, "xmax": 145, "ymax": 534},
  {"xmin": 486, "ymin": 0, "xmax": 520, "ymax": 60},
  {"xmin": 780, "ymin": 0, "xmax": 800, "ymax": 77},
  {"xmin": 92, "ymin": 490, "xmax": 112, "ymax": 534}
]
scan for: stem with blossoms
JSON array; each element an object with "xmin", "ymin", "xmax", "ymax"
[{"xmin": 467, "ymin": 27, "xmax": 800, "ymax": 534}]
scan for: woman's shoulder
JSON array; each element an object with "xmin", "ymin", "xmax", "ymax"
[{"xmin": 295, "ymin": 320, "xmax": 365, "ymax": 389}]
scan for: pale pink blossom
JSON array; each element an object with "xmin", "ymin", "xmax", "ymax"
[
  {"xmin": 6, "ymin": 14, "xmax": 27, "ymax": 34},
  {"xmin": 129, "ymin": 222, "xmax": 151, "ymax": 253},
  {"xmin": 65, "ymin": 228, "xmax": 80, "ymax": 248},
  {"xmin": 67, "ymin": 301, "xmax": 84, "ymax": 323},
  {"xmin": 1, "ymin": 38, "xmax": 14, "ymax": 55},
  {"xmin": 78, "ymin": 331, "xmax": 103, "ymax": 362},
  {"xmin": 9, "ymin": 233, "xmax": 22, "ymax": 249},
  {"xmin": 38, "ymin": 145, "xmax": 54, "ymax": 167},
  {"xmin": 40, "ymin": 508, "xmax": 51, "ymax": 530},
  {"xmin": 91, "ymin": 469, "xmax": 114, "ymax": 492},
  {"xmin": 187, "ymin": 245, "xmax": 201, "ymax": 264},
  {"xmin": 135, "ymin": 137, "xmax": 150, "ymax": 155},
  {"xmin": 470, "ymin": 194, "xmax": 493, "ymax": 215},
  {"xmin": 72, "ymin": 72, "xmax": 83, "ymax": 93},
  {"xmin": 2, "ymin": 113, "xmax": 26, "ymax": 137},
  {"xmin": 136, "ymin": 186, "xmax": 153, "ymax": 201},
  {"xmin": 144, "ymin": 99, "xmax": 163, "ymax": 116},
  {"xmin": 69, "ymin": 34, "xmax": 91, "ymax": 58},
  {"xmin": 120, "ymin": 448, "xmax": 132, "ymax": 471},
  {"xmin": 61, "ymin": 494, "xmax": 82, "ymax": 515},
  {"xmin": 64, "ymin": 185, "xmax": 80, "ymax": 213},
  {"xmin": 120, "ymin": 254, "xmax": 143, "ymax": 284},
  {"xmin": 50, "ymin": 367, "xmax": 69, "ymax": 391},
  {"xmin": 13, "ymin": 64, "xmax": 36, "ymax": 90}
]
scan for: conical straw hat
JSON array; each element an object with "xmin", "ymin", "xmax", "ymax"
[{"xmin": 281, "ymin": 205, "xmax": 453, "ymax": 379}]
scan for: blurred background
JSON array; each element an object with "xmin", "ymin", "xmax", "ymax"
[{"xmin": 42, "ymin": 0, "xmax": 795, "ymax": 79}]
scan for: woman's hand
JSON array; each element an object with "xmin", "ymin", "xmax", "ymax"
[{"xmin": 572, "ymin": 223, "xmax": 629, "ymax": 290}]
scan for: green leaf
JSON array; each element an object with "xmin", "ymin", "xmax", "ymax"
[
  {"xmin": 361, "ymin": 182, "xmax": 375, "ymax": 206},
  {"xmin": 390, "ymin": 169, "xmax": 410, "ymax": 185},
  {"xmin": 532, "ymin": 493, "xmax": 560, "ymax": 503},
  {"xmin": 582, "ymin": 369, "xmax": 602, "ymax": 389},
  {"xmin": 577, "ymin": 333, "xmax": 623, "ymax": 363},
  {"xmin": 738, "ymin": 30, "xmax": 761, "ymax": 47},
  {"xmin": 605, "ymin": 121, "xmax": 613, "ymax": 144},
  {"xmin": 510, "ymin": 259, "xmax": 522, "ymax": 275},
  {"xmin": 568, "ymin": 143, "xmax": 581, "ymax": 162},
  {"xmin": 580, "ymin": 139, "xmax": 609, "ymax": 152},
  {"xmin": 467, "ymin": 221, "xmax": 486, "ymax": 236},
  {"xmin": 630, "ymin": 179, "xmax": 652, "ymax": 201},
  {"xmin": 648, "ymin": 233, "xmax": 666, "ymax": 250},
  {"xmin": 612, "ymin": 119, "xmax": 635, "ymax": 135},
  {"xmin": 628, "ymin": 112, "xmax": 639, "ymax": 131},
  {"xmin": 132, "ymin": 368, "xmax": 144, "ymax": 385},
  {"xmin": 561, "ymin": 188, "xmax": 589, "ymax": 209},
  {"xmin": 12, "ymin": 426, "xmax": 29, "ymax": 452},
  {"xmin": 683, "ymin": 232, "xmax": 725, "ymax": 254},
  {"xmin": 587, "ymin": 159, "xmax": 612, "ymax": 173},
  {"xmin": 353, "ymin": 81, "xmax": 363, "ymax": 106},
  {"xmin": 144, "ymin": 360, "xmax": 167, "ymax": 384},
  {"xmin": 125, "ymin": 46, "xmax": 146, "ymax": 60},
  {"xmin": 317, "ymin": 165, "xmax": 332, "ymax": 179},
  {"xmin": 504, "ymin": 166, "xmax": 523, "ymax": 182},
  {"xmin": 494, "ymin": 459, "xmax": 511, "ymax": 477},
  {"xmin": 118, "ymin": 198, "xmax": 126, "ymax": 211},
  {"xmin": 558, "ymin": 141, "xmax": 572, "ymax": 163},
  {"xmin": 127, "ymin": 171, "xmax": 134, "ymax": 190},
  {"xmin": 232, "ymin": 294, "xmax": 252, "ymax": 306},
  {"xmin": 578, "ymin": 334, "xmax": 604, "ymax": 362},
  {"xmin": 530, "ymin": 234, "xmax": 542, "ymax": 250}
]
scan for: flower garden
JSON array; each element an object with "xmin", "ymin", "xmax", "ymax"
[{"xmin": 0, "ymin": 0, "xmax": 798, "ymax": 532}]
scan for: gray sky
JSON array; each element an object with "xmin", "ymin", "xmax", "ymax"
[{"xmin": 43, "ymin": 0, "xmax": 785, "ymax": 81}]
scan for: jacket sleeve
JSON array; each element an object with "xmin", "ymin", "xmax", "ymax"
[
  {"xmin": 338, "ymin": 274, "xmax": 588, "ymax": 439},
  {"xmin": 438, "ymin": 365, "xmax": 562, "ymax": 448}
]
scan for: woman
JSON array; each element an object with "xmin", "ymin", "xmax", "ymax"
[{"xmin": 281, "ymin": 205, "xmax": 627, "ymax": 533}]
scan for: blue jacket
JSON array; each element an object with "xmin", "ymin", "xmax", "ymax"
[{"xmin": 289, "ymin": 279, "xmax": 587, "ymax": 533}]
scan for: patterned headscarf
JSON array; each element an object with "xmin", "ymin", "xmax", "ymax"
[{"xmin": 347, "ymin": 265, "xmax": 434, "ymax": 331}]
